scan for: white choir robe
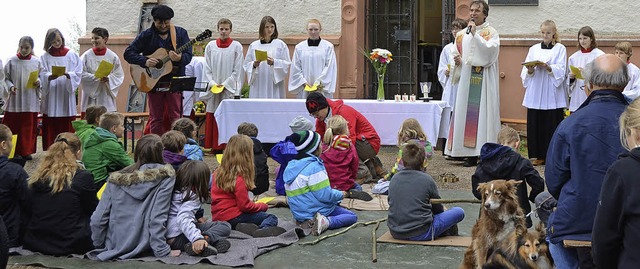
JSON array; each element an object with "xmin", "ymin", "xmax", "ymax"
[
  {"xmin": 80, "ymin": 48, "xmax": 124, "ymax": 112},
  {"xmin": 185, "ymin": 56, "xmax": 206, "ymax": 116},
  {"xmin": 623, "ymin": 63, "xmax": 640, "ymax": 101},
  {"xmin": 202, "ymin": 41, "xmax": 244, "ymax": 113},
  {"xmin": 0, "ymin": 60, "xmax": 6, "ymax": 99},
  {"xmin": 566, "ymin": 48, "xmax": 604, "ymax": 111},
  {"xmin": 40, "ymin": 52, "xmax": 82, "ymax": 117},
  {"xmin": 288, "ymin": 39, "xmax": 337, "ymax": 99},
  {"xmin": 244, "ymin": 39, "xmax": 291, "ymax": 99},
  {"xmin": 437, "ymin": 42, "xmax": 458, "ymax": 139},
  {"xmin": 521, "ymin": 43, "xmax": 568, "ymax": 110},
  {"xmin": 3, "ymin": 56, "xmax": 42, "ymax": 112},
  {"xmin": 445, "ymin": 22, "xmax": 501, "ymax": 157}
]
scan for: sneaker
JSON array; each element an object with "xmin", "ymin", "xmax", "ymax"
[
  {"xmin": 442, "ymin": 224, "xmax": 459, "ymax": 236},
  {"xmin": 346, "ymin": 190, "xmax": 373, "ymax": 201},
  {"xmin": 212, "ymin": 239, "xmax": 231, "ymax": 253},
  {"xmin": 235, "ymin": 223, "xmax": 259, "ymax": 236},
  {"xmin": 183, "ymin": 243, "xmax": 218, "ymax": 256},
  {"xmin": 296, "ymin": 220, "xmax": 315, "ymax": 229},
  {"xmin": 312, "ymin": 212, "xmax": 330, "ymax": 236},
  {"xmin": 253, "ymin": 226, "xmax": 287, "ymax": 238}
]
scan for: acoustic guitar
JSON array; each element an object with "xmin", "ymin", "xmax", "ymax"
[{"xmin": 130, "ymin": 29, "xmax": 212, "ymax": 92}]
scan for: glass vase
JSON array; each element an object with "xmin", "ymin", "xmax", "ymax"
[{"xmin": 377, "ymin": 73, "xmax": 385, "ymax": 101}]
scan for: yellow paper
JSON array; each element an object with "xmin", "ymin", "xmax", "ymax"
[
  {"xmin": 304, "ymin": 84, "xmax": 318, "ymax": 92},
  {"xmin": 95, "ymin": 60, "xmax": 114, "ymax": 79},
  {"xmin": 210, "ymin": 84, "xmax": 224, "ymax": 94},
  {"xmin": 570, "ymin": 65, "xmax": 583, "ymax": 80},
  {"xmin": 52, "ymin": 66, "xmax": 66, "ymax": 76},
  {"xmin": 215, "ymin": 154, "xmax": 223, "ymax": 164},
  {"xmin": 97, "ymin": 182, "xmax": 107, "ymax": 200},
  {"xmin": 26, "ymin": 70, "xmax": 39, "ymax": 89},
  {"xmin": 256, "ymin": 197, "xmax": 275, "ymax": 204},
  {"xmin": 447, "ymin": 64, "xmax": 451, "ymax": 72},
  {"xmin": 521, "ymin": 60, "xmax": 544, "ymax": 67},
  {"xmin": 255, "ymin": 50, "xmax": 268, "ymax": 61},
  {"xmin": 8, "ymin": 135, "xmax": 17, "ymax": 159}
]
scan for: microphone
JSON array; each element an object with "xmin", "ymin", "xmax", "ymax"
[{"xmin": 466, "ymin": 19, "xmax": 475, "ymax": 34}]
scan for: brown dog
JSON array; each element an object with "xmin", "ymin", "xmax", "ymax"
[
  {"xmin": 482, "ymin": 222, "xmax": 555, "ymax": 269},
  {"xmin": 460, "ymin": 179, "xmax": 526, "ymax": 269}
]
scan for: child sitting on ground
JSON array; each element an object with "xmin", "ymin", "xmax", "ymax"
[
  {"xmin": 0, "ymin": 124, "xmax": 29, "ymax": 248},
  {"xmin": 211, "ymin": 134, "xmax": 285, "ymax": 237},
  {"xmin": 284, "ymin": 130, "xmax": 358, "ymax": 235},
  {"xmin": 171, "ymin": 118, "xmax": 204, "ymax": 161},
  {"xmin": 319, "ymin": 115, "xmax": 372, "ymax": 201},
  {"xmin": 237, "ymin": 122, "xmax": 269, "ymax": 196},
  {"xmin": 166, "ymin": 160, "xmax": 231, "ymax": 257},
  {"xmin": 471, "ymin": 125, "xmax": 544, "ymax": 228},
  {"xmin": 373, "ymin": 118, "xmax": 433, "ymax": 194},
  {"xmin": 162, "ymin": 130, "xmax": 188, "ymax": 170},
  {"xmin": 72, "ymin": 105, "xmax": 107, "ymax": 146},
  {"xmin": 388, "ymin": 142, "xmax": 464, "ymax": 240},
  {"xmin": 83, "ymin": 112, "xmax": 134, "ymax": 189},
  {"xmin": 270, "ymin": 116, "xmax": 315, "ymax": 196}
]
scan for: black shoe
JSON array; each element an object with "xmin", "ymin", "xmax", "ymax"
[
  {"xmin": 183, "ymin": 243, "xmax": 218, "ymax": 256},
  {"xmin": 442, "ymin": 224, "xmax": 459, "ymax": 236},
  {"xmin": 462, "ymin": 157, "xmax": 477, "ymax": 167},
  {"xmin": 346, "ymin": 190, "xmax": 373, "ymax": 201},
  {"xmin": 212, "ymin": 239, "xmax": 231, "ymax": 253},
  {"xmin": 235, "ymin": 223, "xmax": 259, "ymax": 236},
  {"xmin": 253, "ymin": 226, "xmax": 287, "ymax": 238}
]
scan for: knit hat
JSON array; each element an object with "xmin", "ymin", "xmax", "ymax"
[
  {"xmin": 151, "ymin": 5, "xmax": 174, "ymax": 20},
  {"xmin": 305, "ymin": 92, "xmax": 329, "ymax": 114},
  {"xmin": 289, "ymin": 116, "xmax": 314, "ymax": 132},
  {"xmin": 331, "ymin": 135, "xmax": 351, "ymax": 150},
  {"xmin": 292, "ymin": 130, "xmax": 321, "ymax": 155}
]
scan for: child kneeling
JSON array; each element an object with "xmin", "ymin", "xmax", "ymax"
[
  {"xmin": 388, "ymin": 142, "xmax": 464, "ymax": 240},
  {"xmin": 284, "ymin": 130, "xmax": 358, "ymax": 235}
]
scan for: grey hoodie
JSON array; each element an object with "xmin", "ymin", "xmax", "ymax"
[{"xmin": 90, "ymin": 164, "xmax": 175, "ymax": 261}]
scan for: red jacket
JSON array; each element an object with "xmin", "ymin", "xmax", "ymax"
[
  {"xmin": 315, "ymin": 99, "xmax": 381, "ymax": 153},
  {"xmin": 210, "ymin": 175, "xmax": 268, "ymax": 221},
  {"xmin": 320, "ymin": 140, "xmax": 359, "ymax": 191}
]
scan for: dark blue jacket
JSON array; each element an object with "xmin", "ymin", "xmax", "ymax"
[
  {"xmin": 0, "ymin": 156, "xmax": 29, "ymax": 247},
  {"xmin": 545, "ymin": 90, "xmax": 627, "ymax": 244},
  {"xmin": 124, "ymin": 25, "xmax": 192, "ymax": 85}
]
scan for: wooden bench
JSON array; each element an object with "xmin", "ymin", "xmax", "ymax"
[
  {"xmin": 563, "ymin": 239, "xmax": 592, "ymax": 248},
  {"xmin": 122, "ymin": 112, "xmax": 150, "ymax": 151}
]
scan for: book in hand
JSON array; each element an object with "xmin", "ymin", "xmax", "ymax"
[
  {"xmin": 569, "ymin": 65, "xmax": 583, "ymax": 80},
  {"xmin": 52, "ymin": 66, "xmax": 66, "ymax": 76},
  {"xmin": 255, "ymin": 50, "xmax": 268, "ymax": 61},
  {"xmin": 26, "ymin": 71, "xmax": 39, "ymax": 89},
  {"xmin": 521, "ymin": 60, "xmax": 545, "ymax": 67},
  {"xmin": 95, "ymin": 60, "xmax": 114, "ymax": 79}
]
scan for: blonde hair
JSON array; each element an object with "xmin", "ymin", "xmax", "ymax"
[
  {"xmin": 497, "ymin": 125, "xmax": 520, "ymax": 145},
  {"xmin": 540, "ymin": 20, "xmax": 560, "ymax": 45},
  {"xmin": 323, "ymin": 115, "xmax": 349, "ymax": 144},
  {"xmin": 29, "ymin": 133, "xmax": 82, "ymax": 193},
  {"xmin": 307, "ymin": 18, "xmax": 322, "ymax": 30},
  {"xmin": 99, "ymin": 112, "xmax": 124, "ymax": 131},
  {"xmin": 615, "ymin": 42, "xmax": 633, "ymax": 58},
  {"xmin": 397, "ymin": 118, "xmax": 427, "ymax": 147},
  {"xmin": 619, "ymin": 98, "xmax": 640, "ymax": 150},
  {"xmin": 215, "ymin": 134, "xmax": 255, "ymax": 193}
]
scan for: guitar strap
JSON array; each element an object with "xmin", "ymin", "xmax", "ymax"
[{"xmin": 169, "ymin": 24, "xmax": 177, "ymax": 51}]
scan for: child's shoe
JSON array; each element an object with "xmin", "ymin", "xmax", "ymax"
[
  {"xmin": 442, "ymin": 224, "xmax": 459, "ymax": 236},
  {"xmin": 346, "ymin": 189, "xmax": 373, "ymax": 201},
  {"xmin": 212, "ymin": 239, "xmax": 231, "ymax": 253},
  {"xmin": 253, "ymin": 226, "xmax": 287, "ymax": 237},
  {"xmin": 312, "ymin": 212, "xmax": 330, "ymax": 236},
  {"xmin": 183, "ymin": 243, "xmax": 218, "ymax": 256},
  {"xmin": 235, "ymin": 223, "xmax": 259, "ymax": 236}
]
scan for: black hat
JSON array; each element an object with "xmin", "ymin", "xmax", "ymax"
[
  {"xmin": 305, "ymin": 92, "xmax": 328, "ymax": 114},
  {"xmin": 151, "ymin": 5, "xmax": 174, "ymax": 21}
]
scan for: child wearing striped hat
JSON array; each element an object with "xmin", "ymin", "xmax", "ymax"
[{"xmin": 283, "ymin": 130, "xmax": 358, "ymax": 235}]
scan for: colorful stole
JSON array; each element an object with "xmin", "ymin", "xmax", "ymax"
[{"xmin": 463, "ymin": 66, "xmax": 484, "ymax": 148}]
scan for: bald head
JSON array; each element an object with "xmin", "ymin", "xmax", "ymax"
[{"xmin": 583, "ymin": 54, "xmax": 629, "ymax": 92}]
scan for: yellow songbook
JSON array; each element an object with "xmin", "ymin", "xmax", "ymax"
[
  {"xmin": 521, "ymin": 60, "xmax": 544, "ymax": 67},
  {"xmin": 570, "ymin": 65, "xmax": 583, "ymax": 80},
  {"xmin": 256, "ymin": 197, "xmax": 275, "ymax": 204},
  {"xmin": 95, "ymin": 60, "xmax": 114, "ymax": 79},
  {"xmin": 26, "ymin": 70, "xmax": 39, "ymax": 89},
  {"xmin": 210, "ymin": 84, "xmax": 224, "ymax": 94},
  {"xmin": 52, "ymin": 66, "xmax": 66, "ymax": 77},
  {"xmin": 97, "ymin": 182, "xmax": 107, "ymax": 200},
  {"xmin": 255, "ymin": 50, "xmax": 268, "ymax": 61},
  {"xmin": 447, "ymin": 64, "xmax": 451, "ymax": 71},
  {"xmin": 8, "ymin": 135, "xmax": 17, "ymax": 159},
  {"xmin": 304, "ymin": 83, "xmax": 318, "ymax": 92},
  {"xmin": 215, "ymin": 154, "xmax": 223, "ymax": 165}
]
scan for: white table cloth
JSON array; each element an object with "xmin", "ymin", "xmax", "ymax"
[{"xmin": 214, "ymin": 99, "xmax": 446, "ymax": 146}]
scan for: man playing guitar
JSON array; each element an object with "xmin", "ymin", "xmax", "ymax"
[{"xmin": 124, "ymin": 4, "xmax": 192, "ymax": 135}]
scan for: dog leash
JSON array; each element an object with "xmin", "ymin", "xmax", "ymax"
[{"xmin": 525, "ymin": 195, "xmax": 553, "ymax": 218}]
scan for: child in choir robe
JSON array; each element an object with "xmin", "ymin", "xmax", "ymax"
[
  {"xmin": 244, "ymin": 16, "xmax": 291, "ymax": 99},
  {"xmin": 202, "ymin": 18, "xmax": 244, "ymax": 151},
  {"xmin": 2, "ymin": 36, "xmax": 42, "ymax": 158},
  {"xmin": 520, "ymin": 20, "xmax": 567, "ymax": 167},
  {"xmin": 288, "ymin": 19, "xmax": 337, "ymax": 99},
  {"xmin": 567, "ymin": 26, "xmax": 604, "ymax": 112},
  {"xmin": 40, "ymin": 28, "xmax": 82, "ymax": 151},
  {"xmin": 614, "ymin": 42, "xmax": 640, "ymax": 102},
  {"xmin": 437, "ymin": 19, "xmax": 467, "ymax": 143},
  {"xmin": 80, "ymin": 27, "xmax": 124, "ymax": 113}
]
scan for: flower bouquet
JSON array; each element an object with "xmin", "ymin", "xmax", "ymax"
[{"xmin": 364, "ymin": 48, "xmax": 393, "ymax": 101}]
